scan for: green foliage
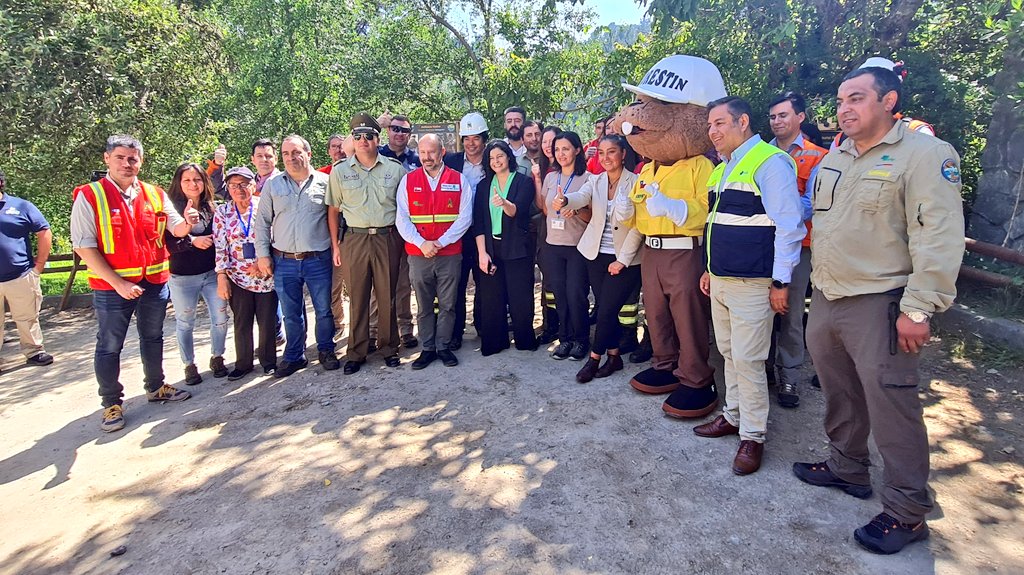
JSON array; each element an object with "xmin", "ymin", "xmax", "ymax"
[{"xmin": 0, "ymin": 0, "xmax": 1015, "ymax": 250}]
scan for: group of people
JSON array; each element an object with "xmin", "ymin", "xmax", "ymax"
[{"xmin": 0, "ymin": 52, "xmax": 963, "ymax": 556}]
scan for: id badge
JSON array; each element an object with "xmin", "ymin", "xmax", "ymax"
[
  {"xmin": 242, "ymin": 242, "xmax": 256, "ymax": 259},
  {"xmin": 551, "ymin": 219, "xmax": 566, "ymax": 231}
]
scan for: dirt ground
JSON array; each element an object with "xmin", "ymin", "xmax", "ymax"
[{"xmin": 1, "ymin": 297, "xmax": 1022, "ymax": 575}]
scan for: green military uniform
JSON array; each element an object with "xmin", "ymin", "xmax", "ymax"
[
  {"xmin": 806, "ymin": 120, "xmax": 965, "ymax": 525},
  {"xmin": 327, "ymin": 114, "xmax": 406, "ymax": 363}
]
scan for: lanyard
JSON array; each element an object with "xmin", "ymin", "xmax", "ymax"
[
  {"xmin": 234, "ymin": 202, "xmax": 253, "ymax": 237},
  {"xmin": 556, "ymin": 172, "xmax": 574, "ymax": 216}
]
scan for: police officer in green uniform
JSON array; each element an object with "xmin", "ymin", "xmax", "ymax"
[{"xmin": 327, "ymin": 113, "xmax": 406, "ymax": 374}]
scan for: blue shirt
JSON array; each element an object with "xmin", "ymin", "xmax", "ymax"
[
  {"xmin": 0, "ymin": 194, "xmax": 49, "ymax": 282},
  {"xmin": 769, "ymin": 134, "xmax": 817, "ymax": 223},
  {"xmin": 378, "ymin": 145, "xmax": 421, "ymax": 173},
  {"xmin": 720, "ymin": 135, "xmax": 804, "ymax": 283}
]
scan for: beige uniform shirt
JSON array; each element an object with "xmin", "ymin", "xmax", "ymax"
[
  {"xmin": 327, "ymin": 154, "xmax": 404, "ymax": 228},
  {"xmin": 810, "ymin": 121, "xmax": 965, "ymax": 316}
]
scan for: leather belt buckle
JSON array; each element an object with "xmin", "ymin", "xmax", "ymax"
[{"xmin": 367, "ymin": 227, "xmax": 378, "ymax": 235}]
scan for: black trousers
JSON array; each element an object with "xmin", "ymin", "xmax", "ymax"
[
  {"xmin": 475, "ymin": 243, "xmax": 536, "ymax": 356},
  {"xmin": 543, "ymin": 243, "xmax": 590, "ymax": 345},
  {"xmin": 453, "ymin": 234, "xmax": 479, "ymax": 342},
  {"xmin": 586, "ymin": 254, "xmax": 642, "ymax": 354},
  {"xmin": 229, "ymin": 281, "xmax": 278, "ymax": 371}
]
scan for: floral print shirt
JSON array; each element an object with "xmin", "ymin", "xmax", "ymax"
[{"xmin": 214, "ymin": 198, "xmax": 274, "ymax": 293}]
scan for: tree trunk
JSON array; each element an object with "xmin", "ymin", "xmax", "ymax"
[{"xmin": 969, "ymin": 41, "xmax": 1024, "ymax": 252}]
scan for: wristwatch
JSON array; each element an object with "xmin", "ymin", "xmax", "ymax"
[
  {"xmin": 771, "ymin": 280, "xmax": 788, "ymax": 289},
  {"xmin": 906, "ymin": 311, "xmax": 930, "ymax": 324}
]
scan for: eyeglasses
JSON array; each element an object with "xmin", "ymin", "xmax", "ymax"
[
  {"xmin": 352, "ymin": 133, "xmax": 377, "ymax": 141},
  {"xmin": 226, "ymin": 183, "xmax": 251, "ymax": 191},
  {"xmin": 390, "ymin": 126, "xmax": 412, "ymax": 134}
]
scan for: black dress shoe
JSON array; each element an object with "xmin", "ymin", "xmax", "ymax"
[
  {"xmin": 854, "ymin": 513, "xmax": 929, "ymax": 555},
  {"xmin": 274, "ymin": 358, "xmax": 308, "ymax": 378},
  {"xmin": 575, "ymin": 357, "xmax": 600, "ymax": 383},
  {"xmin": 26, "ymin": 352, "xmax": 54, "ymax": 366},
  {"xmin": 412, "ymin": 351, "xmax": 437, "ymax": 370},
  {"xmin": 367, "ymin": 338, "xmax": 377, "ymax": 353},
  {"xmin": 568, "ymin": 342, "xmax": 588, "ymax": 361},
  {"xmin": 448, "ymin": 336, "xmax": 463, "ymax": 351},
  {"xmin": 319, "ymin": 351, "xmax": 340, "ymax": 371},
  {"xmin": 792, "ymin": 461, "xmax": 873, "ymax": 499},
  {"xmin": 551, "ymin": 341, "xmax": 572, "ymax": 360},
  {"xmin": 227, "ymin": 367, "xmax": 253, "ymax": 381},
  {"xmin": 594, "ymin": 354, "xmax": 623, "ymax": 378},
  {"xmin": 438, "ymin": 349, "xmax": 459, "ymax": 367},
  {"xmin": 384, "ymin": 355, "xmax": 401, "ymax": 368},
  {"xmin": 402, "ymin": 334, "xmax": 419, "ymax": 349},
  {"xmin": 343, "ymin": 360, "xmax": 364, "ymax": 375}
]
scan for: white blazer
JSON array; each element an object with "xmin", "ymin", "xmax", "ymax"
[{"xmin": 564, "ymin": 170, "xmax": 643, "ymax": 266}]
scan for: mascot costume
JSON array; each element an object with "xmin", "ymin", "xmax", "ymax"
[{"xmin": 610, "ymin": 55, "xmax": 725, "ymax": 418}]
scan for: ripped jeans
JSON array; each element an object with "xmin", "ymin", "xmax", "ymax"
[{"xmin": 168, "ymin": 270, "xmax": 229, "ymax": 366}]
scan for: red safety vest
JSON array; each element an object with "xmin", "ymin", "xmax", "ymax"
[
  {"xmin": 405, "ymin": 167, "xmax": 463, "ymax": 257},
  {"xmin": 789, "ymin": 139, "xmax": 827, "ymax": 248},
  {"xmin": 74, "ymin": 178, "xmax": 170, "ymax": 290}
]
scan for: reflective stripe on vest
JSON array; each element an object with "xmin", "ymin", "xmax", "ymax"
[
  {"xmin": 705, "ymin": 140, "xmax": 795, "ymax": 278},
  {"xmin": 139, "ymin": 182, "xmax": 165, "ymax": 248},
  {"xmin": 89, "ymin": 182, "xmax": 116, "ymax": 254}
]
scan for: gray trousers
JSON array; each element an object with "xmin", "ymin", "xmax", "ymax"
[
  {"xmin": 370, "ymin": 251, "xmax": 413, "ymax": 338},
  {"xmin": 769, "ymin": 246, "xmax": 812, "ymax": 378},
  {"xmin": 407, "ymin": 254, "xmax": 461, "ymax": 351},
  {"xmin": 806, "ymin": 289, "xmax": 933, "ymax": 524}
]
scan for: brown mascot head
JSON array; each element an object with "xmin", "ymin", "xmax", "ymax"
[{"xmin": 609, "ymin": 55, "xmax": 728, "ymax": 164}]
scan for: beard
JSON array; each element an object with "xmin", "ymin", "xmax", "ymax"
[{"xmin": 505, "ymin": 126, "xmax": 523, "ymax": 141}]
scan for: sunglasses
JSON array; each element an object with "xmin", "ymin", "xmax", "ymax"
[
  {"xmin": 390, "ymin": 126, "xmax": 412, "ymax": 134},
  {"xmin": 352, "ymin": 133, "xmax": 377, "ymax": 141}
]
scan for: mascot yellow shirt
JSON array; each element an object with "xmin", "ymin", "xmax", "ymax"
[{"xmin": 624, "ymin": 156, "xmax": 712, "ymax": 237}]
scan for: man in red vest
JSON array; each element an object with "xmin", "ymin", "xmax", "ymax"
[
  {"xmin": 766, "ymin": 91, "xmax": 827, "ymax": 409},
  {"xmin": 395, "ymin": 134, "xmax": 474, "ymax": 369},
  {"xmin": 71, "ymin": 135, "xmax": 201, "ymax": 433}
]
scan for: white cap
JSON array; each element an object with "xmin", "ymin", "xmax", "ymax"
[
  {"xmin": 621, "ymin": 55, "xmax": 727, "ymax": 107},
  {"xmin": 459, "ymin": 112, "xmax": 488, "ymax": 136},
  {"xmin": 860, "ymin": 57, "xmax": 897, "ymax": 71}
]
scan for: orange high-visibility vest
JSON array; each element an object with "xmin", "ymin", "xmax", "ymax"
[
  {"xmin": 405, "ymin": 167, "xmax": 463, "ymax": 257},
  {"xmin": 74, "ymin": 178, "xmax": 170, "ymax": 290}
]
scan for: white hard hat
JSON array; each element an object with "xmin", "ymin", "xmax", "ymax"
[
  {"xmin": 459, "ymin": 112, "xmax": 488, "ymax": 136},
  {"xmin": 621, "ymin": 55, "xmax": 727, "ymax": 107},
  {"xmin": 860, "ymin": 57, "xmax": 897, "ymax": 71}
]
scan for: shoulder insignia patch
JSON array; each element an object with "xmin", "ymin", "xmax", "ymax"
[{"xmin": 941, "ymin": 158, "xmax": 961, "ymax": 183}]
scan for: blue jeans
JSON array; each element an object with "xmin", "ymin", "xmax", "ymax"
[
  {"xmin": 274, "ymin": 250, "xmax": 335, "ymax": 362},
  {"xmin": 168, "ymin": 270, "xmax": 229, "ymax": 366},
  {"xmin": 94, "ymin": 280, "xmax": 169, "ymax": 408}
]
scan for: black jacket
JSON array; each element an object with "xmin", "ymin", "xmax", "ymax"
[
  {"xmin": 472, "ymin": 172, "xmax": 535, "ymax": 261},
  {"xmin": 442, "ymin": 152, "xmax": 465, "ymax": 173}
]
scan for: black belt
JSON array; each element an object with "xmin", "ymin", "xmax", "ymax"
[
  {"xmin": 348, "ymin": 226, "xmax": 393, "ymax": 235},
  {"xmin": 273, "ymin": 248, "xmax": 318, "ymax": 260}
]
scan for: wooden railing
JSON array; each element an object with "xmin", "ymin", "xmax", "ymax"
[
  {"xmin": 962, "ymin": 238, "xmax": 1024, "ymax": 288},
  {"xmin": 40, "ymin": 253, "xmax": 86, "ymax": 311}
]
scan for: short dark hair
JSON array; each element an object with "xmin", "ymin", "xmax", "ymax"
[
  {"xmin": 708, "ymin": 96, "xmax": 754, "ymax": 126},
  {"xmin": 843, "ymin": 67, "xmax": 903, "ymax": 114},
  {"xmin": 106, "ymin": 134, "xmax": 143, "ymax": 156},
  {"xmin": 503, "ymin": 106, "xmax": 526, "ymax": 120},
  {"xmin": 768, "ymin": 91, "xmax": 807, "ymax": 115},
  {"xmin": 524, "ymin": 120, "xmax": 543, "ymax": 132},
  {"xmin": 552, "ymin": 131, "xmax": 587, "ymax": 177},
  {"xmin": 483, "ymin": 139, "xmax": 517, "ymax": 178},
  {"xmin": 328, "ymin": 134, "xmax": 345, "ymax": 145},
  {"xmin": 462, "ymin": 130, "xmax": 489, "ymax": 143},
  {"xmin": 392, "ymin": 114, "xmax": 411, "ymax": 125},
  {"xmin": 252, "ymin": 138, "xmax": 275, "ymax": 155}
]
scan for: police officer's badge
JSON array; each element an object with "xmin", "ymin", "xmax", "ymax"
[{"xmin": 941, "ymin": 158, "xmax": 961, "ymax": 183}]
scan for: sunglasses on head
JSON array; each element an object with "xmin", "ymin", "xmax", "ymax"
[
  {"xmin": 352, "ymin": 133, "xmax": 376, "ymax": 141},
  {"xmin": 390, "ymin": 125, "xmax": 412, "ymax": 134}
]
